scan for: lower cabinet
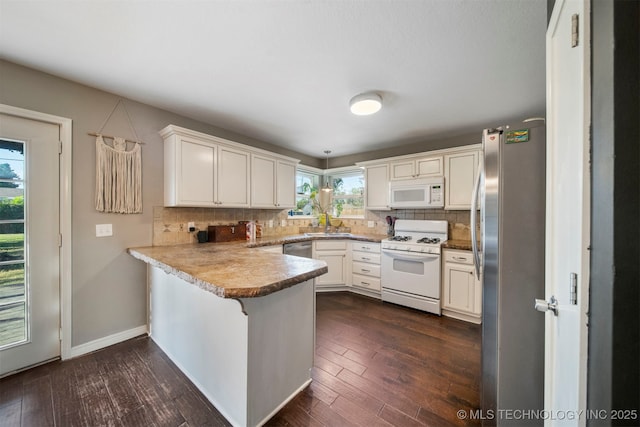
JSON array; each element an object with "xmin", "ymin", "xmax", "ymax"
[
  {"xmin": 350, "ymin": 242, "xmax": 381, "ymax": 297},
  {"xmin": 313, "ymin": 240, "xmax": 348, "ymax": 290},
  {"xmin": 442, "ymin": 249, "xmax": 482, "ymax": 324}
]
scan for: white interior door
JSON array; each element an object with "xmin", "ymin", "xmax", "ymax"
[
  {"xmin": 0, "ymin": 113, "xmax": 61, "ymax": 376},
  {"xmin": 543, "ymin": 0, "xmax": 590, "ymax": 424}
]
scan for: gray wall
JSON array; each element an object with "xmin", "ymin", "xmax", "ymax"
[
  {"xmin": 0, "ymin": 59, "xmax": 318, "ymax": 347},
  {"xmin": 588, "ymin": 0, "xmax": 640, "ymax": 423},
  {"xmin": 329, "ymin": 131, "xmax": 480, "ymax": 168}
]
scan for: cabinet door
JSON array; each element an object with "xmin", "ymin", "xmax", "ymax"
[
  {"xmin": 365, "ymin": 164, "xmax": 390, "ymax": 210},
  {"xmin": 389, "ymin": 160, "xmax": 415, "ymax": 180},
  {"xmin": 443, "ymin": 262, "xmax": 476, "ymax": 314},
  {"xmin": 314, "ymin": 252, "xmax": 346, "ymax": 287},
  {"xmin": 445, "ymin": 150, "xmax": 479, "ymax": 210},
  {"xmin": 251, "ymin": 154, "xmax": 276, "ymax": 208},
  {"xmin": 276, "ymin": 160, "xmax": 296, "ymax": 208},
  {"xmin": 178, "ymin": 139, "xmax": 215, "ymax": 206},
  {"xmin": 217, "ymin": 146, "xmax": 250, "ymax": 207},
  {"xmin": 416, "ymin": 156, "xmax": 443, "ymax": 177}
]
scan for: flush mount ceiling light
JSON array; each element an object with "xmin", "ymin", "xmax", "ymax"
[{"xmin": 349, "ymin": 92, "xmax": 382, "ymax": 116}]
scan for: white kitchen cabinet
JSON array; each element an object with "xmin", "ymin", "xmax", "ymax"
[
  {"xmin": 390, "ymin": 156, "xmax": 443, "ymax": 180},
  {"xmin": 312, "ymin": 240, "xmax": 348, "ymax": 290},
  {"xmin": 444, "ymin": 150, "xmax": 479, "ymax": 210},
  {"xmin": 442, "ymin": 249, "xmax": 482, "ymax": 323},
  {"xmin": 163, "ymin": 131, "xmax": 249, "ymax": 207},
  {"xmin": 161, "ymin": 125, "xmax": 299, "ymax": 208},
  {"xmin": 364, "ymin": 164, "xmax": 390, "ymax": 210},
  {"xmin": 217, "ymin": 146, "xmax": 251, "ymax": 207},
  {"xmin": 276, "ymin": 160, "xmax": 296, "ymax": 208},
  {"xmin": 251, "ymin": 155, "xmax": 296, "ymax": 209},
  {"xmin": 164, "ymin": 136, "xmax": 216, "ymax": 206},
  {"xmin": 350, "ymin": 242, "xmax": 381, "ymax": 297}
]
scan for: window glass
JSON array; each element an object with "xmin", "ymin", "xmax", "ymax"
[{"xmin": 330, "ymin": 170, "xmax": 364, "ymax": 218}]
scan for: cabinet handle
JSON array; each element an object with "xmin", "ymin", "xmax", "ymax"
[
  {"xmin": 453, "ymin": 256, "xmax": 468, "ymax": 261},
  {"xmin": 360, "ymin": 282, "xmax": 370, "ymax": 286},
  {"xmin": 361, "ymin": 257, "xmax": 370, "ymax": 261},
  {"xmin": 361, "ymin": 269, "xmax": 371, "ymax": 273}
]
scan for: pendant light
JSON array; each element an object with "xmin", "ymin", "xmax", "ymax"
[{"xmin": 319, "ymin": 150, "xmax": 332, "ymax": 212}]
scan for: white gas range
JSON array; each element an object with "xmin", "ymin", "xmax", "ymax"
[{"xmin": 381, "ymin": 220, "xmax": 448, "ymax": 315}]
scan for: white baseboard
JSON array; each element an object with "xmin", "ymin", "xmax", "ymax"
[{"xmin": 68, "ymin": 325, "xmax": 148, "ymax": 359}]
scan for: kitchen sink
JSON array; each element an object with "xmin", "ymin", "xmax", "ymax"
[{"xmin": 304, "ymin": 232, "xmax": 353, "ymax": 237}]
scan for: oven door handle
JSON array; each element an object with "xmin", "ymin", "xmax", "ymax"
[{"xmin": 382, "ymin": 249, "xmax": 440, "ymax": 261}]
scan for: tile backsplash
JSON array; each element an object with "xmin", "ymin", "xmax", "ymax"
[{"xmin": 153, "ymin": 206, "xmax": 479, "ymax": 246}]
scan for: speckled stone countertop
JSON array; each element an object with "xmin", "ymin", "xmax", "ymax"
[
  {"xmin": 441, "ymin": 239, "xmax": 477, "ymax": 251},
  {"xmin": 128, "ymin": 233, "xmax": 385, "ymax": 299},
  {"xmin": 246, "ymin": 233, "xmax": 388, "ymax": 248}
]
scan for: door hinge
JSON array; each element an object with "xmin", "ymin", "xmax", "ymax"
[
  {"xmin": 59, "ymin": 327, "xmax": 63, "ymax": 340},
  {"xmin": 58, "ymin": 141, "xmax": 63, "ymax": 154},
  {"xmin": 570, "ymin": 272, "xmax": 578, "ymax": 305},
  {"xmin": 58, "ymin": 233, "xmax": 62, "ymax": 247},
  {"xmin": 571, "ymin": 14, "xmax": 579, "ymax": 48}
]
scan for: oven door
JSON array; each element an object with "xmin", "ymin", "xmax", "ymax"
[{"xmin": 381, "ymin": 249, "xmax": 441, "ymax": 298}]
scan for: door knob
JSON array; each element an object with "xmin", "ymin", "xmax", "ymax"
[{"xmin": 535, "ymin": 295, "xmax": 558, "ymax": 316}]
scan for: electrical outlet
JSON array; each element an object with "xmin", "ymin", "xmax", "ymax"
[
  {"xmin": 281, "ymin": 219, "xmax": 287, "ymax": 227},
  {"xmin": 367, "ymin": 221, "xmax": 375, "ymax": 228},
  {"xmin": 188, "ymin": 221, "xmax": 196, "ymax": 232},
  {"xmin": 96, "ymin": 224, "xmax": 113, "ymax": 237},
  {"xmin": 268, "ymin": 220, "xmax": 274, "ymax": 228}
]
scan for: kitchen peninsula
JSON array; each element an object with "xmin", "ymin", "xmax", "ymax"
[{"xmin": 128, "ymin": 242, "xmax": 328, "ymax": 427}]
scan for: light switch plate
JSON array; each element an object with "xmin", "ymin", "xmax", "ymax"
[
  {"xmin": 268, "ymin": 220, "xmax": 274, "ymax": 228},
  {"xmin": 96, "ymin": 224, "xmax": 113, "ymax": 237},
  {"xmin": 367, "ymin": 221, "xmax": 375, "ymax": 228},
  {"xmin": 281, "ymin": 219, "xmax": 287, "ymax": 227}
]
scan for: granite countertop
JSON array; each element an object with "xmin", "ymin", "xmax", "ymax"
[
  {"xmin": 128, "ymin": 233, "xmax": 385, "ymax": 299},
  {"xmin": 441, "ymin": 239, "xmax": 477, "ymax": 251},
  {"xmin": 246, "ymin": 232, "xmax": 388, "ymax": 248}
]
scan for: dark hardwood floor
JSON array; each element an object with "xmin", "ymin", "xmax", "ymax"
[{"xmin": 0, "ymin": 292, "xmax": 481, "ymax": 426}]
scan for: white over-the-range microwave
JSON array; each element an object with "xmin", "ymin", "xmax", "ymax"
[{"xmin": 389, "ymin": 177, "xmax": 444, "ymax": 209}]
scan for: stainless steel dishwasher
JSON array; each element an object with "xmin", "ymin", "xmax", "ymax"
[{"xmin": 283, "ymin": 241, "xmax": 313, "ymax": 258}]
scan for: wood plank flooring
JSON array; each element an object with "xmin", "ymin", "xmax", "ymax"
[{"xmin": 0, "ymin": 292, "xmax": 481, "ymax": 426}]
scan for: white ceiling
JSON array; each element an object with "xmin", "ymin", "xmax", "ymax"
[{"xmin": 0, "ymin": 0, "xmax": 547, "ymax": 159}]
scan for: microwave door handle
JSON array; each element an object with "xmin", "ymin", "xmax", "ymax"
[{"xmin": 471, "ymin": 147, "xmax": 484, "ymax": 279}]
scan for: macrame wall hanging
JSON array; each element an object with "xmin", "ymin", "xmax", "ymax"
[{"xmin": 91, "ymin": 99, "xmax": 144, "ymax": 214}]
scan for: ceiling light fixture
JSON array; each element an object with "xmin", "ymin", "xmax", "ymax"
[{"xmin": 349, "ymin": 92, "xmax": 382, "ymax": 116}]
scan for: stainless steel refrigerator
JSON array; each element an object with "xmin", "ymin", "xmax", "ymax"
[{"xmin": 471, "ymin": 120, "xmax": 546, "ymax": 425}]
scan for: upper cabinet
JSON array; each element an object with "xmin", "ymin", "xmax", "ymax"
[
  {"xmin": 358, "ymin": 144, "xmax": 481, "ymax": 211},
  {"xmin": 161, "ymin": 125, "xmax": 299, "ymax": 208},
  {"xmin": 444, "ymin": 149, "xmax": 479, "ymax": 210},
  {"xmin": 217, "ymin": 146, "xmax": 251, "ymax": 207},
  {"xmin": 251, "ymin": 154, "xmax": 296, "ymax": 209},
  {"xmin": 389, "ymin": 156, "xmax": 443, "ymax": 180},
  {"xmin": 364, "ymin": 164, "xmax": 390, "ymax": 210}
]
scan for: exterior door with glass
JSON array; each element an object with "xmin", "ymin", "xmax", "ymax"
[{"xmin": 0, "ymin": 113, "xmax": 60, "ymax": 376}]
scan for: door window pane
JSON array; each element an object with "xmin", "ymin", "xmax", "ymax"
[{"xmin": 0, "ymin": 140, "xmax": 26, "ymax": 348}]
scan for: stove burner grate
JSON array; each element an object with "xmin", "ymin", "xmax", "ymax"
[
  {"xmin": 417, "ymin": 237, "xmax": 441, "ymax": 244},
  {"xmin": 390, "ymin": 235, "xmax": 412, "ymax": 242}
]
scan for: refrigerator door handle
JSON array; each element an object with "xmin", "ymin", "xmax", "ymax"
[{"xmin": 470, "ymin": 152, "xmax": 483, "ymax": 279}]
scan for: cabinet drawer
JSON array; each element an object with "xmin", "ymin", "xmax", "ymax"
[
  {"xmin": 352, "ymin": 261, "xmax": 380, "ymax": 277},
  {"xmin": 315, "ymin": 240, "xmax": 348, "ymax": 251},
  {"xmin": 352, "ymin": 251, "xmax": 381, "ymax": 264},
  {"xmin": 444, "ymin": 250, "xmax": 474, "ymax": 265},
  {"xmin": 351, "ymin": 242, "xmax": 380, "ymax": 253},
  {"xmin": 351, "ymin": 274, "xmax": 381, "ymax": 291}
]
